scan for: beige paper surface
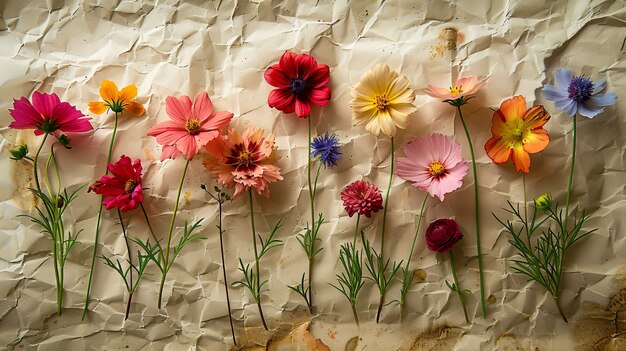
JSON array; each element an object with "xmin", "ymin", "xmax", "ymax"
[{"xmin": 1, "ymin": 0, "xmax": 625, "ymax": 349}]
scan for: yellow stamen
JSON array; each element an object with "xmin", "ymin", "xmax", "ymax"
[
  {"xmin": 513, "ymin": 128, "xmax": 523, "ymax": 140},
  {"xmin": 185, "ymin": 119, "xmax": 202, "ymax": 135},
  {"xmin": 374, "ymin": 95, "xmax": 389, "ymax": 111},
  {"xmin": 238, "ymin": 151, "xmax": 252, "ymax": 166},
  {"xmin": 449, "ymin": 85, "xmax": 463, "ymax": 95},
  {"xmin": 428, "ymin": 161, "xmax": 445, "ymax": 177},
  {"xmin": 124, "ymin": 179, "xmax": 138, "ymax": 193}
]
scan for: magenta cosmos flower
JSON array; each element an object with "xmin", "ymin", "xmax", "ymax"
[
  {"xmin": 396, "ymin": 133, "xmax": 468, "ymax": 201},
  {"xmin": 340, "ymin": 180, "xmax": 384, "ymax": 218},
  {"xmin": 9, "ymin": 92, "xmax": 93, "ymax": 135},
  {"xmin": 264, "ymin": 52, "xmax": 331, "ymax": 117},
  {"xmin": 89, "ymin": 155, "xmax": 143, "ymax": 212},
  {"xmin": 147, "ymin": 92, "xmax": 234, "ymax": 161}
]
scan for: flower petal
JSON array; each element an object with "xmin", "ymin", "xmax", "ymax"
[
  {"xmin": 455, "ymin": 76, "xmax": 477, "ymax": 92},
  {"xmin": 10, "ymin": 97, "xmax": 44, "ymax": 129},
  {"xmin": 541, "ymin": 84, "xmax": 567, "ymax": 102},
  {"xmin": 124, "ymin": 100, "xmax": 145, "ymax": 116},
  {"xmin": 166, "ymin": 95, "xmax": 192, "ymax": 122},
  {"xmin": 577, "ymin": 102, "xmax": 603, "ymax": 118},
  {"xmin": 279, "ymin": 52, "xmax": 298, "ymax": 79},
  {"xmin": 295, "ymin": 98, "xmax": 311, "ymax": 117},
  {"xmin": 202, "ymin": 110, "xmax": 233, "ymax": 131},
  {"xmin": 100, "ymin": 80, "xmax": 119, "ymax": 102},
  {"xmin": 309, "ymin": 86, "xmax": 331, "ymax": 106},
  {"xmin": 193, "ymin": 92, "xmax": 214, "ymax": 122},
  {"xmin": 499, "ymin": 95, "xmax": 527, "ymax": 121},
  {"xmin": 32, "ymin": 92, "xmax": 60, "ymax": 117},
  {"xmin": 119, "ymin": 84, "xmax": 138, "ymax": 102},
  {"xmin": 268, "ymin": 88, "xmax": 295, "ymax": 111},
  {"xmin": 89, "ymin": 101, "xmax": 109, "ymax": 115},
  {"xmin": 264, "ymin": 65, "xmax": 291, "ymax": 88},
  {"xmin": 512, "ymin": 145, "xmax": 530, "ymax": 173},
  {"xmin": 555, "ymin": 68, "xmax": 573, "ymax": 89},
  {"xmin": 484, "ymin": 137, "xmax": 512, "ymax": 164},
  {"xmin": 592, "ymin": 80, "xmax": 607, "ymax": 94},
  {"xmin": 523, "ymin": 128, "xmax": 549, "ymax": 154},
  {"xmin": 308, "ymin": 64, "xmax": 330, "ymax": 88},
  {"xmin": 555, "ymin": 98, "xmax": 577, "ymax": 116},
  {"xmin": 589, "ymin": 92, "xmax": 617, "ymax": 107},
  {"xmin": 423, "ymin": 86, "xmax": 451, "ymax": 99}
]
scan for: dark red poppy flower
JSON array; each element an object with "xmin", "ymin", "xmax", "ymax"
[{"xmin": 264, "ymin": 52, "xmax": 331, "ymax": 118}]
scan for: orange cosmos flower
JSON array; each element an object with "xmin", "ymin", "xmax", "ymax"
[
  {"xmin": 88, "ymin": 80, "xmax": 145, "ymax": 116},
  {"xmin": 484, "ymin": 95, "xmax": 550, "ymax": 173}
]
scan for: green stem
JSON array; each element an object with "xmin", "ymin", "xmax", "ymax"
[
  {"xmin": 376, "ymin": 137, "xmax": 395, "ymax": 323},
  {"xmin": 83, "ymin": 111, "xmax": 119, "ymax": 320},
  {"xmin": 353, "ymin": 214, "xmax": 361, "ymax": 248},
  {"xmin": 217, "ymin": 197, "xmax": 237, "ymax": 345},
  {"xmin": 457, "ymin": 105, "xmax": 486, "ymax": 318},
  {"xmin": 157, "ymin": 158, "xmax": 190, "ymax": 309},
  {"xmin": 140, "ymin": 203, "xmax": 161, "ymax": 250},
  {"xmin": 564, "ymin": 117, "xmax": 577, "ymax": 231},
  {"xmin": 523, "ymin": 173, "xmax": 530, "ymax": 239},
  {"xmin": 44, "ymin": 143, "xmax": 63, "ymax": 316},
  {"xmin": 307, "ymin": 116, "xmax": 315, "ymax": 313},
  {"xmin": 117, "ymin": 209, "xmax": 133, "ymax": 318},
  {"xmin": 553, "ymin": 295, "xmax": 568, "ymax": 323},
  {"xmin": 248, "ymin": 189, "xmax": 269, "ymax": 330},
  {"xmin": 404, "ymin": 194, "xmax": 428, "ymax": 274},
  {"xmin": 449, "ymin": 250, "xmax": 469, "ymax": 323},
  {"xmin": 32, "ymin": 133, "xmax": 49, "ymax": 193}
]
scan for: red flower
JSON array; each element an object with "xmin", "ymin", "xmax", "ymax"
[
  {"xmin": 264, "ymin": 52, "xmax": 331, "ymax": 117},
  {"xmin": 89, "ymin": 155, "xmax": 143, "ymax": 212},
  {"xmin": 340, "ymin": 180, "xmax": 383, "ymax": 218},
  {"xmin": 9, "ymin": 92, "xmax": 92, "ymax": 136},
  {"xmin": 425, "ymin": 218, "xmax": 463, "ymax": 253}
]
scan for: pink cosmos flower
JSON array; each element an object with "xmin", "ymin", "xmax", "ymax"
[
  {"xmin": 89, "ymin": 155, "xmax": 143, "ymax": 212},
  {"xmin": 9, "ymin": 92, "xmax": 93, "ymax": 135},
  {"xmin": 203, "ymin": 127, "xmax": 283, "ymax": 199},
  {"xmin": 340, "ymin": 180, "xmax": 384, "ymax": 218},
  {"xmin": 423, "ymin": 76, "xmax": 487, "ymax": 102},
  {"xmin": 396, "ymin": 133, "xmax": 468, "ymax": 201},
  {"xmin": 147, "ymin": 92, "xmax": 234, "ymax": 161}
]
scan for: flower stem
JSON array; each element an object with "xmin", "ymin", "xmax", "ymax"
[
  {"xmin": 449, "ymin": 250, "xmax": 469, "ymax": 323},
  {"xmin": 376, "ymin": 137, "xmax": 395, "ymax": 323},
  {"xmin": 456, "ymin": 105, "xmax": 486, "ymax": 318},
  {"xmin": 83, "ymin": 111, "xmax": 119, "ymax": 320},
  {"xmin": 351, "ymin": 304, "xmax": 360, "ymax": 327},
  {"xmin": 32, "ymin": 133, "xmax": 49, "ymax": 193},
  {"xmin": 400, "ymin": 194, "xmax": 428, "ymax": 320},
  {"xmin": 248, "ymin": 189, "xmax": 269, "ymax": 330},
  {"xmin": 117, "ymin": 209, "xmax": 133, "ymax": 320},
  {"xmin": 307, "ymin": 116, "xmax": 315, "ymax": 313},
  {"xmin": 217, "ymin": 195, "xmax": 237, "ymax": 345},
  {"xmin": 157, "ymin": 158, "xmax": 190, "ymax": 309},
  {"xmin": 523, "ymin": 173, "xmax": 530, "ymax": 239},
  {"xmin": 140, "ymin": 203, "xmax": 161, "ymax": 248},
  {"xmin": 564, "ymin": 117, "xmax": 577, "ymax": 231},
  {"xmin": 553, "ymin": 295, "xmax": 568, "ymax": 323},
  {"xmin": 125, "ymin": 292, "xmax": 133, "ymax": 321},
  {"xmin": 353, "ymin": 214, "xmax": 361, "ymax": 248}
]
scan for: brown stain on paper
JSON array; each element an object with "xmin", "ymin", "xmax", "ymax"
[
  {"xmin": 234, "ymin": 323, "xmax": 329, "ymax": 351},
  {"xmin": 429, "ymin": 28, "xmax": 463, "ymax": 60},
  {"xmin": 409, "ymin": 325, "xmax": 463, "ymax": 351},
  {"xmin": 10, "ymin": 159, "xmax": 37, "ymax": 212},
  {"xmin": 572, "ymin": 266, "xmax": 626, "ymax": 350}
]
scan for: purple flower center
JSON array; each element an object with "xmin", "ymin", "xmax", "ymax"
[
  {"xmin": 290, "ymin": 77, "xmax": 307, "ymax": 95},
  {"xmin": 567, "ymin": 76, "xmax": 593, "ymax": 102}
]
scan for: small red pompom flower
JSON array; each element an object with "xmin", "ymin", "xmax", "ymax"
[
  {"xmin": 340, "ymin": 180, "xmax": 383, "ymax": 218},
  {"xmin": 264, "ymin": 52, "xmax": 331, "ymax": 117},
  {"xmin": 89, "ymin": 155, "xmax": 143, "ymax": 212},
  {"xmin": 425, "ymin": 218, "xmax": 463, "ymax": 253}
]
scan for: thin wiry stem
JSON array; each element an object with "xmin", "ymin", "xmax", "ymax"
[
  {"xmin": 249, "ymin": 189, "xmax": 269, "ymax": 330},
  {"xmin": 83, "ymin": 111, "xmax": 119, "ymax": 320}
]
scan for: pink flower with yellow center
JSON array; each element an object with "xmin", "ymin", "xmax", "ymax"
[
  {"xmin": 423, "ymin": 75, "xmax": 487, "ymax": 106},
  {"xmin": 396, "ymin": 133, "xmax": 468, "ymax": 201},
  {"xmin": 484, "ymin": 95, "xmax": 550, "ymax": 174},
  {"xmin": 203, "ymin": 127, "xmax": 283, "ymax": 199},
  {"xmin": 147, "ymin": 92, "xmax": 234, "ymax": 161}
]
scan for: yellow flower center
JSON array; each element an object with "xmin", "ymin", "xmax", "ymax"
[
  {"xmin": 124, "ymin": 179, "xmax": 138, "ymax": 193},
  {"xmin": 428, "ymin": 161, "xmax": 445, "ymax": 177},
  {"xmin": 185, "ymin": 119, "xmax": 202, "ymax": 135},
  {"xmin": 375, "ymin": 95, "xmax": 389, "ymax": 111},
  {"xmin": 449, "ymin": 86, "xmax": 463, "ymax": 95},
  {"xmin": 513, "ymin": 128, "xmax": 523, "ymax": 140},
  {"xmin": 238, "ymin": 151, "xmax": 253, "ymax": 166}
]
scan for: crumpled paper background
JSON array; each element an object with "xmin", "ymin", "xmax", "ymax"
[{"xmin": 1, "ymin": 0, "xmax": 625, "ymax": 350}]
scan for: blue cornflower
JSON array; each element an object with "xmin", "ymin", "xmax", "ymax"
[
  {"xmin": 542, "ymin": 68, "xmax": 617, "ymax": 118},
  {"xmin": 311, "ymin": 132, "xmax": 342, "ymax": 168}
]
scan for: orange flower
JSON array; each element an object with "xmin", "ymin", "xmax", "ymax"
[
  {"xmin": 484, "ymin": 96, "xmax": 550, "ymax": 173},
  {"xmin": 88, "ymin": 80, "xmax": 145, "ymax": 116}
]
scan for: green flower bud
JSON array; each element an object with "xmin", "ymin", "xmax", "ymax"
[
  {"xmin": 58, "ymin": 134, "xmax": 71, "ymax": 148},
  {"xmin": 535, "ymin": 193, "xmax": 552, "ymax": 212},
  {"xmin": 10, "ymin": 144, "xmax": 29, "ymax": 160}
]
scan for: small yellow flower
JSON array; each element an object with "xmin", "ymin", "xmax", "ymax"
[
  {"xmin": 350, "ymin": 63, "xmax": 417, "ymax": 137},
  {"xmin": 88, "ymin": 80, "xmax": 145, "ymax": 116}
]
